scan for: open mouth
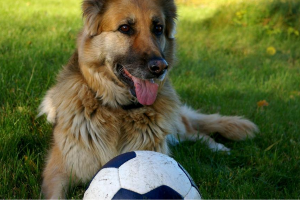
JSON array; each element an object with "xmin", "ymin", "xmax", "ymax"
[{"xmin": 116, "ymin": 64, "xmax": 167, "ymax": 105}]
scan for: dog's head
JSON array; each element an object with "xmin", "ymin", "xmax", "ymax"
[{"xmin": 78, "ymin": 0, "xmax": 177, "ymax": 106}]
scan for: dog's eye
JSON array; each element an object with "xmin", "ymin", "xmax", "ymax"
[
  {"xmin": 119, "ymin": 25, "xmax": 131, "ymax": 34},
  {"xmin": 153, "ymin": 25, "xmax": 163, "ymax": 36}
]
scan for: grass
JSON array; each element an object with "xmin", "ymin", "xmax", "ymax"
[{"xmin": 0, "ymin": 0, "xmax": 299, "ymax": 198}]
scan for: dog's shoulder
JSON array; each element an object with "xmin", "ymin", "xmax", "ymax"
[{"xmin": 38, "ymin": 50, "xmax": 99, "ymax": 123}]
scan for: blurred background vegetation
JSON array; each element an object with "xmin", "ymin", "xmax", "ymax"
[{"xmin": 176, "ymin": 0, "xmax": 300, "ymax": 51}]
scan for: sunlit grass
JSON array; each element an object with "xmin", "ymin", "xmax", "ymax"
[
  {"xmin": 172, "ymin": 2, "xmax": 300, "ymax": 198},
  {"xmin": 0, "ymin": 0, "xmax": 300, "ymax": 198}
]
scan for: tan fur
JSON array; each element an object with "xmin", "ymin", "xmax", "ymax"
[{"xmin": 40, "ymin": 0, "xmax": 258, "ymax": 198}]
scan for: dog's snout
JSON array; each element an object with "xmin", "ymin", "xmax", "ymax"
[{"xmin": 148, "ymin": 59, "xmax": 168, "ymax": 76}]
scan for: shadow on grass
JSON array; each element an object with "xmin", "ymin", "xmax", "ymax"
[{"xmin": 0, "ymin": 12, "xmax": 81, "ymax": 107}]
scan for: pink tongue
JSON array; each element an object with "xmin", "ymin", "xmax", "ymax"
[{"xmin": 131, "ymin": 76, "xmax": 159, "ymax": 105}]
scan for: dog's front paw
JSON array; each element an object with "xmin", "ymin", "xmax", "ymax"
[{"xmin": 209, "ymin": 142, "xmax": 231, "ymax": 154}]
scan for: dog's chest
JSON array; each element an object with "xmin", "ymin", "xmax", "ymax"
[
  {"xmin": 114, "ymin": 107, "xmax": 174, "ymax": 153},
  {"xmin": 121, "ymin": 107, "xmax": 158, "ymax": 129}
]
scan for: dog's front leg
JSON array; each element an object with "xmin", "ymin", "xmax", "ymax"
[
  {"xmin": 173, "ymin": 105, "xmax": 258, "ymax": 152},
  {"xmin": 42, "ymin": 145, "xmax": 70, "ymax": 199}
]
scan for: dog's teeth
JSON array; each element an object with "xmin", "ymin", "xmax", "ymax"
[
  {"xmin": 150, "ymin": 79, "xmax": 155, "ymax": 83},
  {"xmin": 158, "ymin": 69, "xmax": 167, "ymax": 81}
]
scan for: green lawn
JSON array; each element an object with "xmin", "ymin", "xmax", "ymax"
[{"xmin": 0, "ymin": 0, "xmax": 299, "ymax": 198}]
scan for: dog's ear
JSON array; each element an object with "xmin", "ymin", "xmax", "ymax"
[
  {"xmin": 82, "ymin": 0, "xmax": 106, "ymax": 36},
  {"xmin": 161, "ymin": 0, "xmax": 177, "ymax": 39}
]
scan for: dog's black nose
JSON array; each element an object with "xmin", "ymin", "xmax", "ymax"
[{"xmin": 148, "ymin": 58, "xmax": 168, "ymax": 76}]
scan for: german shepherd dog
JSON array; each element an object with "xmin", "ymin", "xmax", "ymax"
[{"xmin": 39, "ymin": 0, "xmax": 258, "ymax": 198}]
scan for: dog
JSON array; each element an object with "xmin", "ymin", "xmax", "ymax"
[{"xmin": 38, "ymin": 0, "xmax": 258, "ymax": 198}]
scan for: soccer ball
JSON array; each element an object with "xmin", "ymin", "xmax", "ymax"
[{"xmin": 84, "ymin": 151, "xmax": 201, "ymax": 199}]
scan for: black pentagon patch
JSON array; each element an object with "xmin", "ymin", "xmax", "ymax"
[
  {"xmin": 102, "ymin": 151, "xmax": 137, "ymax": 169},
  {"xmin": 178, "ymin": 163, "xmax": 201, "ymax": 195},
  {"xmin": 112, "ymin": 186, "xmax": 183, "ymax": 199},
  {"xmin": 86, "ymin": 152, "xmax": 137, "ymax": 190}
]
